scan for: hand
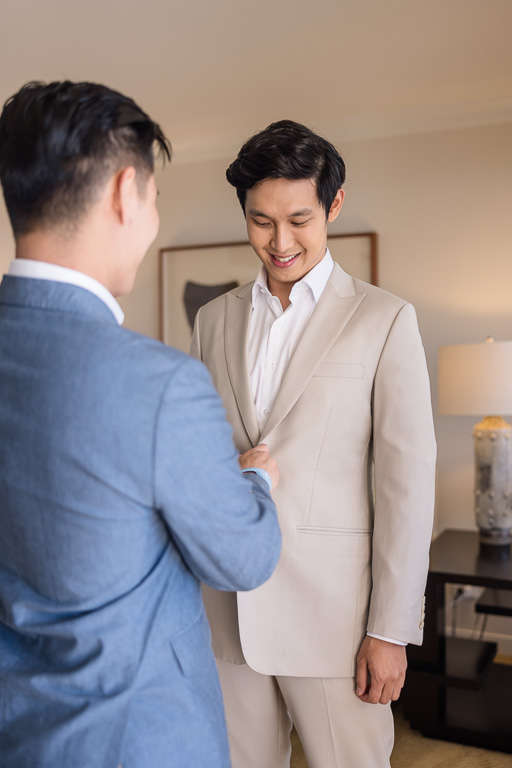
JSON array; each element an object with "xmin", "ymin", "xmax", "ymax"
[
  {"xmin": 239, "ymin": 443, "xmax": 279, "ymax": 491},
  {"xmin": 355, "ymin": 635, "xmax": 407, "ymax": 705}
]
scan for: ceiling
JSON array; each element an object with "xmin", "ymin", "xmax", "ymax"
[{"xmin": 1, "ymin": 0, "xmax": 511, "ymax": 162}]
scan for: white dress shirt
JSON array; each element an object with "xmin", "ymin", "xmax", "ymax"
[
  {"xmin": 7, "ymin": 259, "xmax": 124, "ymax": 325},
  {"xmin": 249, "ymin": 250, "xmax": 334, "ymax": 432},
  {"xmin": 248, "ymin": 249, "xmax": 405, "ymax": 647}
]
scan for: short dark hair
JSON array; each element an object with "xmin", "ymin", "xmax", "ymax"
[
  {"xmin": 226, "ymin": 119, "xmax": 346, "ymax": 217},
  {"xmin": 0, "ymin": 80, "xmax": 171, "ymax": 236}
]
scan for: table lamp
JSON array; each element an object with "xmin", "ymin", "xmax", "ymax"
[{"xmin": 438, "ymin": 337, "xmax": 512, "ymax": 546}]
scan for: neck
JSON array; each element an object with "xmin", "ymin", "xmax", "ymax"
[
  {"xmin": 267, "ymin": 276, "xmax": 293, "ymax": 310},
  {"xmin": 15, "ymin": 228, "xmax": 112, "ymax": 292}
]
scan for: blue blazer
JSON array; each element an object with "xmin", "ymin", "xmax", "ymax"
[{"xmin": 0, "ymin": 276, "xmax": 281, "ymax": 768}]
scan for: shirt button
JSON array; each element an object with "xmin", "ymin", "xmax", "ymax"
[
  {"xmin": 269, "ymin": 362, "xmax": 276, "ymax": 370},
  {"xmin": 263, "ymin": 408, "xmax": 270, "ymax": 416}
]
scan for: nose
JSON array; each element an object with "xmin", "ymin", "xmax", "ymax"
[{"xmin": 271, "ymin": 225, "xmax": 294, "ymax": 254}]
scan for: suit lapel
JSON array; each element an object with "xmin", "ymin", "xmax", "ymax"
[
  {"xmin": 261, "ymin": 264, "xmax": 366, "ymax": 440},
  {"xmin": 224, "ymin": 284, "xmax": 261, "ymax": 447}
]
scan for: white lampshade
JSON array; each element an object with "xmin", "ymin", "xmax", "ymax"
[{"xmin": 438, "ymin": 340, "xmax": 512, "ymax": 416}]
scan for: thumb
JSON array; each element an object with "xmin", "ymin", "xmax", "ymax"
[
  {"xmin": 356, "ymin": 656, "xmax": 368, "ymax": 697},
  {"xmin": 255, "ymin": 443, "xmax": 269, "ymax": 454}
]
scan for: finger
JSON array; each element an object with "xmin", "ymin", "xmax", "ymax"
[
  {"xmin": 255, "ymin": 443, "xmax": 269, "ymax": 453},
  {"xmin": 379, "ymin": 682, "xmax": 394, "ymax": 705},
  {"xmin": 366, "ymin": 676, "xmax": 384, "ymax": 705},
  {"xmin": 390, "ymin": 677, "xmax": 405, "ymax": 702},
  {"xmin": 355, "ymin": 659, "xmax": 368, "ymax": 697},
  {"xmin": 390, "ymin": 687, "xmax": 401, "ymax": 702}
]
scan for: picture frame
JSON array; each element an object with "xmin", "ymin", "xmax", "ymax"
[{"xmin": 159, "ymin": 232, "xmax": 377, "ymax": 351}]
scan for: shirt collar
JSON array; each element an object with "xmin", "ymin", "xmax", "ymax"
[
  {"xmin": 252, "ymin": 249, "xmax": 334, "ymax": 308},
  {"xmin": 7, "ymin": 259, "xmax": 124, "ymax": 325}
]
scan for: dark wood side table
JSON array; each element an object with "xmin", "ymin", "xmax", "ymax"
[{"xmin": 402, "ymin": 528, "xmax": 512, "ymax": 753}]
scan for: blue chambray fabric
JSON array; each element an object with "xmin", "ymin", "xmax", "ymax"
[{"xmin": 0, "ymin": 276, "xmax": 281, "ymax": 768}]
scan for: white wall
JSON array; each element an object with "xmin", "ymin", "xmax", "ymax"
[{"xmin": 0, "ymin": 199, "xmax": 14, "ymax": 273}]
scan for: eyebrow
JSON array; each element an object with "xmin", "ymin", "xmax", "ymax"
[{"xmin": 248, "ymin": 208, "xmax": 313, "ymax": 218}]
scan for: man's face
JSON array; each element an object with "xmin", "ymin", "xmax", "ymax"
[{"xmin": 245, "ymin": 177, "xmax": 343, "ymax": 301}]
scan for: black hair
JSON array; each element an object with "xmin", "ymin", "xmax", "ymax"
[
  {"xmin": 226, "ymin": 119, "xmax": 345, "ymax": 217},
  {"xmin": 0, "ymin": 80, "xmax": 171, "ymax": 235}
]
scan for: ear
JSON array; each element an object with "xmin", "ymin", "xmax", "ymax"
[
  {"xmin": 111, "ymin": 167, "xmax": 138, "ymax": 226},
  {"xmin": 327, "ymin": 188, "xmax": 345, "ymax": 224}
]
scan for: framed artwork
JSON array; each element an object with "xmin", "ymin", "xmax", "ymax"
[{"xmin": 159, "ymin": 232, "xmax": 377, "ymax": 351}]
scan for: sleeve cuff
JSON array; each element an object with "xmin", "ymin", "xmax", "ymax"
[
  {"xmin": 242, "ymin": 467, "xmax": 272, "ymax": 492},
  {"xmin": 367, "ymin": 632, "xmax": 407, "ymax": 646}
]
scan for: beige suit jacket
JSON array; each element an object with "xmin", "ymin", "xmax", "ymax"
[{"xmin": 191, "ymin": 263, "xmax": 436, "ymax": 678}]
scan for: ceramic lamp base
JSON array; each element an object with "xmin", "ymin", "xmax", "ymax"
[{"xmin": 473, "ymin": 416, "xmax": 512, "ymax": 546}]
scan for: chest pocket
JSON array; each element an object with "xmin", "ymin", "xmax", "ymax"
[{"xmin": 313, "ymin": 362, "xmax": 365, "ymax": 379}]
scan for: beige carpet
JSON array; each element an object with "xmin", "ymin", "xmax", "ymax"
[
  {"xmin": 290, "ymin": 711, "xmax": 512, "ymax": 768},
  {"xmin": 390, "ymin": 707, "xmax": 512, "ymax": 768},
  {"xmin": 290, "ymin": 658, "xmax": 512, "ymax": 768}
]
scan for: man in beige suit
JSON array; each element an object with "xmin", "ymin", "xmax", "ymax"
[{"xmin": 191, "ymin": 120, "xmax": 436, "ymax": 768}]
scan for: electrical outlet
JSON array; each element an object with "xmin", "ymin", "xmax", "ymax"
[{"xmin": 460, "ymin": 585, "xmax": 483, "ymax": 601}]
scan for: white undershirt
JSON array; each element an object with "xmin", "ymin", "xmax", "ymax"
[
  {"xmin": 7, "ymin": 259, "xmax": 124, "ymax": 325},
  {"xmin": 248, "ymin": 249, "xmax": 405, "ymax": 647}
]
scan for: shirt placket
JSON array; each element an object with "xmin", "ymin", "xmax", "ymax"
[{"xmin": 259, "ymin": 304, "xmax": 285, "ymax": 427}]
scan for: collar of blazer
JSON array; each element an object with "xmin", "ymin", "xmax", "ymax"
[
  {"xmin": 224, "ymin": 262, "xmax": 366, "ymax": 445},
  {"xmin": 0, "ymin": 275, "xmax": 119, "ymax": 325}
]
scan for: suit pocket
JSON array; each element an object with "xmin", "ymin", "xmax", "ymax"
[
  {"xmin": 295, "ymin": 526, "xmax": 371, "ymax": 559},
  {"xmin": 312, "ymin": 362, "xmax": 365, "ymax": 379},
  {"xmin": 296, "ymin": 526, "xmax": 370, "ymax": 536}
]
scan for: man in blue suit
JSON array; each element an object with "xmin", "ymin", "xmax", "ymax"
[{"xmin": 0, "ymin": 81, "xmax": 281, "ymax": 767}]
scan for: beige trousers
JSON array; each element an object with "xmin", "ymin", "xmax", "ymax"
[{"xmin": 217, "ymin": 659, "xmax": 394, "ymax": 768}]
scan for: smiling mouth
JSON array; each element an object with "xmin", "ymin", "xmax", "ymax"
[{"xmin": 269, "ymin": 252, "xmax": 300, "ymax": 267}]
